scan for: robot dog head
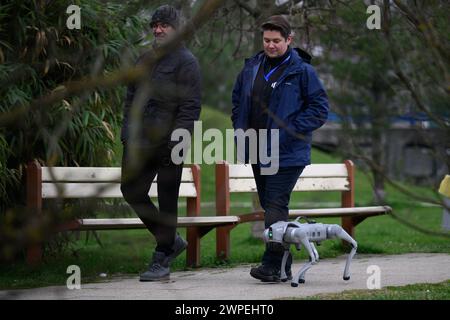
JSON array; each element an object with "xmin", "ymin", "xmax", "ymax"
[
  {"xmin": 263, "ymin": 221, "xmax": 306, "ymax": 243},
  {"xmin": 263, "ymin": 221, "xmax": 287, "ymax": 244}
]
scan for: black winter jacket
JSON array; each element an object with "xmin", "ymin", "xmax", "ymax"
[{"xmin": 120, "ymin": 45, "xmax": 202, "ymax": 150}]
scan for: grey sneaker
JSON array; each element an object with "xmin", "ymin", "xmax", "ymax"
[
  {"xmin": 139, "ymin": 251, "xmax": 170, "ymax": 282},
  {"xmin": 167, "ymin": 233, "xmax": 188, "ymax": 264}
]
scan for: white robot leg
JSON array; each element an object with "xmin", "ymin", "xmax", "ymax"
[
  {"xmin": 327, "ymin": 225, "xmax": 358, "ymax": 280},
  {"xmin": 291, "ymin": 237, "xmax": 317, "ymax": 287},
  {"xmin": 280, "ymin": 250, "xmax": 290, "ymax": 281}
]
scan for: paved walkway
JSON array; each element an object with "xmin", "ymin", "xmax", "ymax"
[{"xmin": 1, "ymin": 253, "xmax": 449, "ymax": 300}]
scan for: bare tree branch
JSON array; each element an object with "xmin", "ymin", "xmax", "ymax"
[
  {"xmin": 234, "ymin": 0, "xmax": 261, "ymax": 18},
  {"xmin": 382, "ymin": 0, "xmax": 449, "ymax": 131},
  {"xmin": 392, "ymin": 0, "xmax": 450, "ymax": 67}
]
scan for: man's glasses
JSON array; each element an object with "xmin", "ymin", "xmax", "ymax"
[{"xmin": 151, "ymin": 22, "xmax": 170, "ymax": 30}]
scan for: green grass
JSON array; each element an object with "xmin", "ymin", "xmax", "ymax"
[
  {"xmin": 287, "ymin": 280, "xmax": 450, "ymax": 300},
  {"xmin": 1, "ymin": 106, "xmax": 449, "ymax": 292}
]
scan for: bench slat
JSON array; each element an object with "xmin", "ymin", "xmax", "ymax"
[
  {"xmin": 42, "ymin": 182, "xmax": 197, "ymax": 198},
  {"xmin": 229, "ymin": 177, "xmax": 350, "ymax": 192},
  {"xmin": 76, "ymin": 216, "xmax": 240, "ymax": 230},
  {"xmin": 42, "ymin": 167, "xmax": 194, "ymax": 182},
  {"xmin": 228, "ymin": 164, "xmax": 348, "ymax": 178},
  {"xmin": 289, "ymin": 206, "xmax": 391, "ymax": 217}
]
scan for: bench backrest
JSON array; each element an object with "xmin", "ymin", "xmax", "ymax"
[
  {"xmin": 215, "ymin": 160, "xmax": 355, "ymax": 215},
  {"xmin": 40, "ymin": 167, "xmax": 198, "ymax": 198},
  {"xmin": 26, "ymin": 161, "xmax": 201, "ymax": 215},
  {"xmin": 227, "ymin": 163, "xmax": 350, "ymax": 192}
]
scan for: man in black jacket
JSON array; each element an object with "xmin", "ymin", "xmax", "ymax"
[{"xmin": 120, "ymin": 5, "xmax": 201, "ymax": 281}]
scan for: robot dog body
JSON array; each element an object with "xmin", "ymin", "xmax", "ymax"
[{"xmin": 263, "ymin": 219, "xmax": 358, "ymax": 287}]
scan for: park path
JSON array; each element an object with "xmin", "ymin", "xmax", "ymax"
[{"xmin": 1, "ymin": 253, "xmax": 449, "ymax": 300}]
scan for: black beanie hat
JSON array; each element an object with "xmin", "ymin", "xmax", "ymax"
[{"xmin": 150, "ymin": 5, "xmax": 180, "ymax": 29}]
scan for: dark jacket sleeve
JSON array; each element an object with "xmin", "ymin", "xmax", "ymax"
[
  {"xmin": 291, "ymin": 64, "xmax": 329, "ymax": 133},
  {"xmin": 231, "ymin": 70, "xmax": 244, "ymax": 130},
  {"xmin": 121, "ymin": 52, "xmax": 149, "ymax": 143},
  {"xmin": 120, "ymin": 82, "xmax": 136, "ymax": 143},
  {"xmin": 168, "ymin": 57, "xmax": 202, "ymax": 149}
]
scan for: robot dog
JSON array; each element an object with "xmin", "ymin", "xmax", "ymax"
[{"xmin": 263, "ymin": 218, "xmax": 358, "ymax": 287}]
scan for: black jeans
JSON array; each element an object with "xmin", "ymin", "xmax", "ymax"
[
  {"xmin": 252, "ymin": 164, "xmax": 305, "ymax": 267},
  {"xmin": 120, "ymin": 144, "xmax": 183, "ymax": 254}
]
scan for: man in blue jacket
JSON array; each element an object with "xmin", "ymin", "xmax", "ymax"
[{"xmin": 231, "ymin": 15, "xmax": 329, "ymax": 282}]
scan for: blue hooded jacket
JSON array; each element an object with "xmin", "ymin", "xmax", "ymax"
[{"xmin": 231, "ymin": 47, "xmax": 329, "ymax": 167}]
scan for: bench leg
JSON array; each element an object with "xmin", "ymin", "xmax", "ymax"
[
  {"xmin": 342, "ymin": 215, "xmax": 368, "ymax": 242},
  {"xmin": 341, "ymin": 217, "xmax": 355, "ymax": 249},
  {"xmin": 216, "ymin": 226, "xmax": 231, "ymax": 261},
  {"xmin": 342, "ymin": 217, "xmax": 355, "ymax": 239},
  {"xmin": 186, "ymin": 226, "xmax": 201, "ymax": 268},
  {"xmin": 26, "ymin": 160, "xmax": 43, "ymax": 266}
]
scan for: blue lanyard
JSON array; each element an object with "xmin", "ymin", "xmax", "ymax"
[{"xmin": 263, "ymin": 54, "xmax": 291, "ymax": 82}]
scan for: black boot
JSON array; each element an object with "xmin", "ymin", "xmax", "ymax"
[
  {"xmin": 250, "ymin": 243, "xmax": 292, "ymax": 282},
  {"xmin": 250, "ymin": 264, "xmax": 281, "ymax": 282}
]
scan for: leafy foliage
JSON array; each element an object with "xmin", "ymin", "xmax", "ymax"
[{"xmin": 0, "ymin": 0, "xmax": 148, "ymax": 211}]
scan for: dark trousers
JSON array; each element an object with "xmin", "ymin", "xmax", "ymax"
[
  {"xmin": 251, "ymin": 164, "xmax": 305, "ymax": 266},
  {"xmin": 120, "ymin": 144, "xmax": 183, "ymax": 254}
]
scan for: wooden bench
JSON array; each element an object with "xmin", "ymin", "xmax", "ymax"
[
  {"xmin": 215, "ymin": 160, "xmax": 392, "ymax": 261},
  {"xmin": 25, "ymin": 161, "xmax": 239, "ymax": 267}
]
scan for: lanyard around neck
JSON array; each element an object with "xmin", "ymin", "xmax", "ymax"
[{"xmin": 263, "ymin": 54, "xmax": 291, "ymax": 82}]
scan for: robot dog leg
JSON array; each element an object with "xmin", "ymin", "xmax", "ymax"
[
  {"xmin": 279, "ymin": 240, "xmax": 319, "ymax": 283},
  {"xmin": 295, "ymin": 242, "xmax": 319, "ymax": 285},
  {"xmin": 286, "ymin": 227, "xmax": 318, "ymax": 287},
  {"xmin": 328, "ymin": 225, "xmax": 358, "ymax": 281},
  {"xmin": 286, "ymin": 223, "xmax": 357, "ymax": 286}
]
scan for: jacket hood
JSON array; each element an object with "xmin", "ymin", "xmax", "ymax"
[{"xmin": 293, "ymin": 47, "xmax": 312, "ymax": 64}]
